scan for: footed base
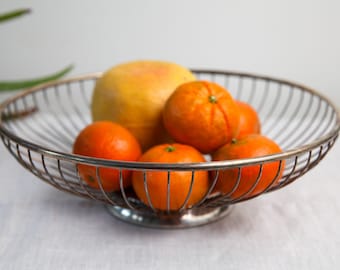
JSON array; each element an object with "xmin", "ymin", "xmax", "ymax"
[{"xmin": 106, "ymin": 205, "xmax": 233, "ymax": 229}]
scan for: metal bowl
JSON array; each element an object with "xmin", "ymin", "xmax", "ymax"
[{"xmin": 1, "ymin": 70, "xmax": 339, "ymax": 228}]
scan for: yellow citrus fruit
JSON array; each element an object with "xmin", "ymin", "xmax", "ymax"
[{"xmin": 91, "ymin": 60, "xmax": 196, "ymax": 151}]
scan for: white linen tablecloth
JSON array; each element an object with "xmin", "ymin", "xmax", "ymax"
[{"xmin": 0, "ymin": 91, "xmax": 339, "ymax": 269}]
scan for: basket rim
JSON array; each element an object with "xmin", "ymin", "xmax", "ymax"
[{"xmin": 0, "ymin": 69, "xmax": 339, "ymax": 170}]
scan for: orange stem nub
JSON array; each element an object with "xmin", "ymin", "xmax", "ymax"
[{"xmin": 165, "ymin": 145, "xmax": 176, "ymax": 152}]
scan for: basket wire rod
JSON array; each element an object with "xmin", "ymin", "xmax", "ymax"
[
  {"xmin": 119, "ymin": 169, "xmax": 135, "ymax": 210},
  {"xmin": 310, "ymin": 103, "xmax": 336, "ymax": 143},
  {"xmin": 15, "ymin": 146, "xmax": 49, "ymax": 182},
  {"xmin": 42, "ymin": 85, "xmax": 51, "ymax": 106},
  {"xmin": 262, "ymin": 82, "xmax": 282, "ymax": 133},
  {"xmin": 255, "ymin": 79, "xmax": 270, "ymax": 115},
  {"xmin": 66, "ymin": 82, "xmax": 88, "ymax": 128},
  {"xmin": 15, "ymin": 142, "xmax": 25, "ymax": 167},
  {"xmin": 10, "ymin": 102, "xmax": 68, "ymax": 152},
  {"xmin": 291, "ymin": 96, "xmax": 324, "ymax": 147},
  {"xmin": 303, "ymin": 99, "xmax": 330, "ymax": 143},
  {"xmin": 1, "ymin": 102, "xmax": 19, "ymax": 130},
  {"xmin": 12, "ymin": 98, "xmax": 18, "ymax": 117},
  {"xmin": 17, "ymin": 148, "xmax": 79, "ymax": 181},
  {"xmin": 309, "ymin": 145, "xmax": 331, "ymax": 173},
  {"xmin": 310, "ymin": 143, "xmax": 332, "ymax": 171},
  {"xmin": 31, "ymin": 88, "xmax": 39, "ymax": 108},
  {"xmin": 282, "ymin": 149, "xmax": 321, "ymax": 177},
  {"xmin": 2, "ymin": 102, "xmax": 23, "ymax": 133},
  {"xmin": 0, "ymin": 135, "xmax": 7, "ymax": 148},
  {"xmin": 27, "ymin": 147, "xmax": 45, "ymax": 178},
  {"xmin": 269, "ymin": 85, "xmax": 294, "ymax": 141},
  {"xmin": 166, "ymin": 171, "xmax": 171, "ymax": 213},
  {"xmin": 38, "ymin": 86, "xmax": 73, "ymax": 144},
  {"xmin": 58, "ymin": 83, "xmax": 84, "ymax": 133},
  {"xmin": 51, "ymin": 162, "xmax": 80, "ymax": 180},
  {"xmin": 305, "ymin": 145, "xmax": 324, "ymax": 172},
  {"xmin": 222, "ymin": 167, "xmax": 242, "ymax": 200},
  {"xmin": 95, "ymin": 166, "xmax": 117, "ymax": 205},
  {"xmin": 282, "ymin": 156, "xmax": 301, "ymax": 172},
  {"xmin": 74, "ymin": 164, "xmax": 101, "ymax": 202},
  {"xmin": 280, "ymin": 92, "xmax": 313, "ymax": 149},
  {"xmin": 79, "ymin": 80, "xmax": 91, "ymax": 108},
  {"xmin": 269, "ymin": 156, "xmax": 299, "ymax": 192},
  {"xmin": 6, "ymin": 141, "xmax": 38, "ymax": 180},
  {"xmin": 27, "ymin": 146, "xmax": 47, "ymax": 179},
  {"xmin": 57, "ymin": 159, "xmax": 83, "ymax": 196},
  {"xmin": 22, "ymin": 94, "xmax": 29, "ymax": 111},
  {"xmin": 21, "ymin": 95, "xmax": 39, "ymax": 119},
  {"xmin": 278, "ymin": 150, "xmax": 313, "ymax": 190},
  {"xmin": 280, "ymin": 93, "xmax": 317, "ymax": 149},
  {"xmin": 235, "ymin": 76, "xmax": 243, "ymax": 100},
  {"xmin": 194, "ymin": 72, "xmax": 201, "ymax": 80},
  {"xmin": 55, "ymin": 169, "xmax": 102, "ymax": 200},
  {"xmin": 27, "ymin": 113, "xmax": 70, "ymax": 151},
  {"xmin": 143, "ymin": 170, "xmax": 156, "ymax": 212},
  {"xmin": 206, "ymin": 167, "xmax": 242, "ymax": 207},
  {"xmin": 223, "ymin": 74, "xmax": 230, "ymax": 90},
  {"xmin": 26, "ymin": 148, "xmax": 70, "ymax": 193},
  {"xmin": 274, "ymin": 89, "xmax": 305, "ymax": 146},
  {"xmin": 52, "ymin": 84, "xmax": 79, "ymax": 139},
  {"xmin": 209, "ymin": 72, "xmax": 217, "ymax": 84},
  {"xmin": 178, "ymin": 171, "xmax": 196, "ymax": 212},
  {"xmin": 9, "ymin": 98, "xmax": 37, "ymax": 120},
  {"xmin": 299, "ymin": 150, "xmax": 313, "ymax": 174},
  {"xmin": 257, "ymin": 159, "xmax": 284, "ymax": 194},
  {"xmin": 330, "ymin": 110, "xmax": 338, "ymax": 133},
  {"xmin": 233, "ymin": 164, "xmax": 264, "ymax": 203},
  {"xmin": 231, "ymin": 160, "xmax": 285, "ymax": 204},
  {"xmin": 29, "ymin": 91, "xmax": 71, "ymax": 150},
  {"xmin": 280, "ymin": 146, "xmax": 328, "ymax": 190},
  {"xmin": 41, "ymin": 153, "xmax": 67, "ymax": 190},
  {"xmin": 196, "ymin": 170, "xmax": 220, "ymax": 207},
  {"xmin": 245, "ymin": 77, "xmax": 257, "ymax": 105},
  {"xmin": 320, "ymin": 106, "xmax": 337, "ymax": 140}
]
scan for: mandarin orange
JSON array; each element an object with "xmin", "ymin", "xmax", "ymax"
[
  {"xmin": 162, "ymin": 80, "xmax": 240, "ymax": 154},
  {"xmin": 212, "ymin": 134, "xmax": 285, "ymax": 199},
  {"xmin": 235, "ymin": 100, "xmax": 261, "ymax": 139},
  {"xmin": 132, "ymin": 143, "xmax": 209, "ymax": 211},
  {"xmin": 73, "ymin": 121, "xmax": 142, "ymax": 192}
]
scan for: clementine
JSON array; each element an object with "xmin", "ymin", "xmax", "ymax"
[
  {"xmin": 235, "ymin": 100, "xmax": 261, "ymax": 139},
  {"xmin": 162, "ymin": 80, "xmax": 240, "ymax": 154},
  {"xmin": 212, "ymin": 134, "xmax": 285, "ymax": 199},
  {"xmin": 73, "ymin": 121, "xmax": 142, "ymax": 192},
  {"xmin": 132, "ymin": 143, "xmax": 209, "ymax": 211}
]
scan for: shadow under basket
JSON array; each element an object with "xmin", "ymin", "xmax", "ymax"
[{"xmin": 0, "ymin": 69, "xmax": 339, "ymax": 228}]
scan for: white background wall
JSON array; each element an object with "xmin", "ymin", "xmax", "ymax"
[{"xmin": 1, "ymin": 0, "xmax": 339, "ymax": 106}]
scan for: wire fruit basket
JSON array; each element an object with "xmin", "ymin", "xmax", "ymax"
[{"xmin": 0, "ymin": 70, "xmax": 339, "ymax": 228}]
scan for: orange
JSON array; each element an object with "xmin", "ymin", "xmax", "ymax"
[
  {"xmin": 212, "ymin": 134, "xmax": 285, "ymax": 199},
  {"xmin": 132, "ymin": 143, "xmax": 209, "ymax": 211},
  {"xmin": 73, "ymin": 121, "xmax": 142, "ymax": 192},
  {"xmin": 235, "ymin": 100, "xmax": 261, "ymax": 139},
  {"xmin": 162, "ymin": 80, "xmax": 240, "ymax": 154}
]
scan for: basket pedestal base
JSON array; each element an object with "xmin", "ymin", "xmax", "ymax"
[{"xmin": 106, "ymin": 205, "xmax": 233, "ymax": 229}]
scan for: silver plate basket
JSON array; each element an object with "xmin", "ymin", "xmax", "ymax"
[{"xmin": 0, "ymin": 69, "xmax": 339, "ymax": 228}]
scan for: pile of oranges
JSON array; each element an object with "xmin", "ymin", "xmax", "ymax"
[{"xmin": 73, "ymin": 66, "xmax": 285, "ymax": 211}]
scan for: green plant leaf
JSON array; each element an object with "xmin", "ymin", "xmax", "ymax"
[
  {"xmin": 0, "ymin": 64, "xmax": 74, "ymax": 91},
  {"xmin": 0, "ymin": 8, "xmax": 31, "ymax": 23}
]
